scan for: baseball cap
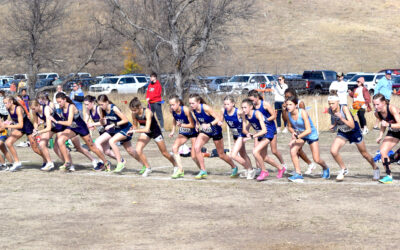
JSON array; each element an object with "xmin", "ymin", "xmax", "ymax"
[
  {"xmin": 336, "ymin": 72, "xmax": 344, "ymax": 77},
  {"xmin": 386, "ymin": 70, "xmax": 392, "ymax": 75}
]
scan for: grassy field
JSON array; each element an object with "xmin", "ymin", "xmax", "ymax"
[{"xmin": 0, "ymin": 128, "xmax": 399, "ymax": 249}]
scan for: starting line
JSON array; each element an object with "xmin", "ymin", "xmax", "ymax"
[{"xmin": 69, "ymin": 171, "xmax": 400, "ymax": 187}]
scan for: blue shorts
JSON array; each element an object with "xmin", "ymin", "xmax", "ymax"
[
  {"xmin": 0, "ymin": 135, "xmax": 7, "ymax": 142},
  {"xmin": 70, "ymin": 126, "xmax": 90, "ymax": 137},
  {"xmin": 337, "ymin": 122, "xmax": 363, "ymax": 144},
  {"xmin": 110, "ymin": 123, "xmax": 133, "ymax": 142},
  {"xmin": 303, "ymin": 138, "xmax": 319, "ymax": 145},
  {"xmin": 200, "ymin": 131, "xmax": 223, "ymax": 141}
]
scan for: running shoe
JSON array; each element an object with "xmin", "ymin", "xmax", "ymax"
[
  {"xmin": 195, "ymin": 170, "xmax": 208, "ymax": 179},
  {"xmin": 277, "ymin": 166, "xmax": 286, "ymax": 179},
  {"xmin": 230, "ymin": 166, "xmax": 239, "ymax": 178},
  {"xmin": 41, "ymin": 162, "xmax": 54, "ymax": 171},
  {"xmin": 172, "ymin": 167, "xmax": 178, "ymax": 176},
  {"xmin": 362, "ymin": 127, "xmax": 369, "ymax": 135},
  {"xmin": 9, "ymin": 162, "xmax": 22, "ymax": 172},
  {"xmin": 92, "ymin": 160, "xmax": 99, "ymax": 169},
  {"xmin": 373, "ymin": 168, "xmax": 380, "ymax": 181},
  {"xmin": 282, "ymin": 127, "xmax": 288, "ymax": 134},
  {"xmin": 379, "ymin": 175, "xmax": 393, "ymax": 184},
  {"xmin": 336, "ymin": 168, "xmax": 348, "ymax": 181},
  {"xmin": 305, "ymin": 163, "xmax": 316, "ymax": 175},
  {"xmin": 16, "ymin": 141, "xmax": 30, "ymax": 147},
  {"xmin": 247, "ymin": 168, "xmax": 256, "ymax": 180},
  {"xmin": 321, "ymin": 168, "xmax": 330, "ymax": 179},
  {"xmin": 104, "ymin": 161, "xmax": 112, "ymax": 172},
  {"xmin": 139, "ymin": 165, "xmax": 146, "ymax": 174},
  {"xmin": 288, "ymin": 173, "xmax": 304, "ymax": 183},
  {"xmin": 114, "ymin": 161, "xmax": 126, "ymax": 173},
  {"xmin": 142, "ymin": 168, "xmax": 152, "ymax": 177},
  {"xmin": 256, "ymin": 170, "xmax": 269, "ymax": 181},
  {"xmin": 69, "ymin": 165, "xmax": 76, "ymax": 172},
  {"xmin": 171, "ymin": 169, "xmax": 184, "ymax": 179},
  {"xmin": 0, "ymin": 164, "xmax": 8, "ymax": 171},
  {"xmin": 255, "ymin": 168, "xmax": 261, "ymax": 176},
  {"xmin": 289, "ymin": 170, "xmax": 296, "ymax": 176},
  {"xmin": 239, "ymin": 169, "xmax": 248, "ymax": 178},
  {"xmin": 94, "ymin": 162, "xmax": 104, "ymax": 171},
  {"xmin": 40, "ymin": 162, "xmax": 46, "ymax": 169},
  {"xmin": 59, "ymin": 162, "xmax": 70, "ymax": 172}
]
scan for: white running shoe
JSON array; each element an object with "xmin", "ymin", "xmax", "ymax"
[
  {"xmin": 239, "ymin": 169, "xmax": 248, "ymax": 178},
  {"xmin": 304, "ymin": 163, "xmax": 316, "ymax": 175},
  {"xmin": 142, "ymin": 168, "xmax": 152, "ymax": 177},
  {"xmin": 16, "ymin": 141, "xmax": 30, "ymax": 148},
  {"xmin": 10, "ymin": 162, "xmax": 22, "ymax": 172},
  {"xmin": 282, "ymin": 127, "xmax": 288, "ymax": 134},
  {"xmin": 172, "ymin": 166, "xmax": 178, "ymax": 175},
  {"xmin": 276, "ymin": 128, "xmax": 281, "ymax": 133},
  {"xmin": 69, "ymin": 165, "xmax": 76, "ymax": 172},
  {"xmin": 92, "ymin": 160, "xmax": 99, "ymax": 169},
  {"xmin": 336, "ymin": 168, "xmax": 348, "ymax": 181},
  {"xmin": 362, "ymin": 127, "xmax": 369, "ymax": 135},
  {"xmin": 41, "ymin": 162, "xmax": 54, "ymax": 171},
  {"xmin": 373, "ymin": 168, "xmax": 380, "ymax": 181},
  {"xmin": 247, "ymin": 168, "xmax": 256, "ymax": 179}
]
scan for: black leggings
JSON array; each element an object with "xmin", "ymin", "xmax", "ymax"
[{"xmin": 357, "ymin": 108, "xmax": 366, "ymax": 129}]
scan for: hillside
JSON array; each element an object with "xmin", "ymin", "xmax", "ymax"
[{"xmin": 1, "ymin": 0, "xmax": 400, "ymax": 76}]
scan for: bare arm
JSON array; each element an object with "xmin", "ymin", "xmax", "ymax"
[
  {"xmin": 56, "ymin": 105, "xmax": 75, "ymax": 126},
  {"xmin": 5, "ymin": 107, "xmax": 24, "ymax": 129},
  {"xmin": 133, "ymin": 109, "xmax": 152, "ymax": 133},
  {"xmin": 264, "ymin": 102, "xmax": 276, "ymax": 121},
  {"xmin": 297, "ymin": 110, "xmax": 312, "ymax": 138},
  {"xmin": 252, "ymin": 111, "xmax": 267, "ymax": 138}
]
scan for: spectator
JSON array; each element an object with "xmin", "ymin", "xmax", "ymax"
[
  {"xmin": 53, "ymin": 84, "xmax": 65, "ymax": 110},
  {"xmin": 18, "ymin": 79, "xmax": 27, "ymax": 92},
  {"xmin": 348, "ymin": 77, "xmax": 371, "ymax": 135},
  {"xmin": 373, "ymin": 70, "xmax": 393, "ymax": 129},
  {"xmin": 0, "ymin": 91, "xmax": 8, "ymax": 121},
  {"xmin": 69, "ymin": 82, "xmax": 84, "ymax": 115},
  {"xmin": 20, "ymin": 89, "xmax": 30, "ymax": 112},
  {"xmin": 10, "ymin": 81, "xmax": 17, "ymax": 94},
  {"xmin": 146, "ymin": 72, "xmax": 164, "ymax": 131},
  {"xmin": 272, "ymin": 75, "xmax": 288, "ymax": 133}
]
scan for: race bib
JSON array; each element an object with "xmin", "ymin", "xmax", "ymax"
[
  {"xmin": 201, "ymin": 126, "xmax": 213, "ymax": 133},
  {"xmin": 230, "ymin": 128, "xmax": 239, "ymax": 136},
  {"xmin": 179, "ymin": 127, "xmax": 191, "ymax": 133},
  {"xmin": 338, "ymin": 125, "xmax": 353, "ymax": 133}
]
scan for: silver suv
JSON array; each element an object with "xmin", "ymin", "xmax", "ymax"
[{"xmin": 218, "ymin": 73, "xmax": 275, "ymax": 95}]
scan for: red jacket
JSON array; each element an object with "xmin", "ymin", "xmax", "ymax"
[{"xmin": 146, "ymin": 80, "xmax": 162, "ymax": 103}]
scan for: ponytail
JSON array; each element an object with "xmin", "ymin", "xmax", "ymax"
[
  {"xmin": 55, "ymin": 92, "xmax": 74, "ymax": 105},
  {"xmin": 248, "ymin": 90, "xmax": 263, "ymax": 100},
  {"xmin": 188, "ymin": 93, "xmax": 206, "ymax": 104}
]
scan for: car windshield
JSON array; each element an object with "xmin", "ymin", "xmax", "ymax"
[
  {"xmin": 38, "ymin": 75, "xmax": 47, "ymax": 79},
  {"xmin": 100, "ymin": 78, "xmax": 118, "ymax": 84},
  {"xmin": 349, "ymin": 75, "xmax": 374, "ymax": 82},
  {"xmin": 229, "ymin": 76, "xmax": 249, "ymax": 82}
]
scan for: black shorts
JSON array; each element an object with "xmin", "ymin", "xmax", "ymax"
[
  {"xmin": 387, "ymin": 130, "xmax": 400, "ymax": 140},
  {"xmin": 200, "ymin": 132, "xmax": 223, "ymax": 141},
  {"xmin": 181, "ymin": 132, "xmax": 198, "ymax": 139},
  {"xmin": 145, "ymin": 129, "xmax": 164, "ymax": 142}
]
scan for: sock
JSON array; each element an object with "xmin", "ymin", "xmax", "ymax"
[{"xmin": 174, "ymin": 154, "xmax": 183, "ymax": 171}]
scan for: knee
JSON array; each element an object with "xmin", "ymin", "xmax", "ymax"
[
  {"xmin": 252, "ymin": 149, "xmax": 260, "ymax": 158},
  {"xmin": 39, "ymin": 141, "xmax": 47, "ymax": 149},
  {"xmin": 194, "ymin": 145, "xmax": 202, "ymax": 154},
  {"xmin": 330, "ymin": 148, "xmax": 338, "ymax": 157},
  {"xmin": 109, "ymin": 139, "xmax": 116, "ymax": 146},
  {"xmin": 5, "ymin": 140, "xmax": 12, "ymax": 148}
]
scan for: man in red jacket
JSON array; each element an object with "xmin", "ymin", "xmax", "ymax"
[{"xmin": 146, "ymin": 72, "xmax": 164, "ymax": 131}]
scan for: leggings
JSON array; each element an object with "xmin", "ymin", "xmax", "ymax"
[{"xmin": 357, "ymin": 108, "xmax": 366, "ymax": 129}]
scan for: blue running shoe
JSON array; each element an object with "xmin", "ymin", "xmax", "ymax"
[
  {"xmin": 321, "ymin": 168, "xmax": 330, "ymax": 179},
  {"xmin": 379, "ymin": 175, "xmax": 393, "ymax": 184},
  {"xmin": 288, "ymin": 173, "xmax": 304, "ymax": 183},
  {"xmin": 230, "ymin": 166, "xmax": 239, "ymax": 178}
]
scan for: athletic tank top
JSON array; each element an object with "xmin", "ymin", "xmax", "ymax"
[
  {"xmin": 246, "ymin": 110, "xmax": 265, "ymax": 131},
  {"xmin": 288, "ymin": 108, "xmax": 318, "ymax": 140},
  {"xmin": 329, "ymin": 105, "xmax": 354, "ymax": 132},
  {"xmin": 136, "ymin": 108, "xmax": 161, "ymax": 133},
  {"xmin": 224, "ymin": 108, "xmax": 243, "ymax": 137},
  {"xmin": 193, "ymin": 104, "xmax": 222, "ymax": 135},
  {"xmin": 36, "ymin": 105, "xmax": 64, "ymax": 131},
  {"xmin": 172, "ymin": 106, "xmax": 196, "ymax": 136},
  {"xmin": 8, "ymin": 105, "xmax": 33, "ymax": 133},
  {"xmin": 256, "ymin": 100, "xmax": 277, "ymax": 134},
  {"xmin": 90, "ymin": 106, "xmax": 101, "ymax": 122},
  {"xmin": 62, "ymin": 104, "xmax": 87, "ymax": 129},
  {"xmin": 377, "ymin": 104, "xmax": 400, "ymax": 132}
]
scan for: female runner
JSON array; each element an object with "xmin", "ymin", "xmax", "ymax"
[
  {"xmin": 169, "ymin": 95, "xmax": 199, "ymax": 179},
  {"xmin": 189, "ymin": 94, "xmax": 237, "ymax": 179}
]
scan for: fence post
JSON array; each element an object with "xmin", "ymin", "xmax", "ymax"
[{"xmin": 315, "ymin": 98, "xmax": 319, "ymax": 134}]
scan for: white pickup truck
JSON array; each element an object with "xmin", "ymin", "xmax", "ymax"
[{"xmin": 89, "ymin": 74, "xmax": 148, "ymax": 94}]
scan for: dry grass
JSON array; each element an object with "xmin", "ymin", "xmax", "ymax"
[{"xmin": 92, "ymin": 92, "xmax": 400, "ymax": 132}]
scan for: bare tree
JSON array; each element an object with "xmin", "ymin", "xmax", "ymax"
[
  {"xmin": 5, "ymin": 0, "xmax": 67, "ymax": 96},
  {"xmin": 105, "ymin": 0, "xmax": 255, "ymax": 97}
]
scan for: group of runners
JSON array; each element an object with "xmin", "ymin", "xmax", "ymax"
[{"xmin": 0, "ymin": 85, "xmax": 399, "ymax": 184}]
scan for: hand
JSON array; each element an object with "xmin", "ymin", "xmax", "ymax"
[
  {"xmin": 176, "ymin": 121, "xmax": 182, "ymax": 127},
  {"xmin": 88, "ymin": 123, "xmax": 95, "ymax": 129},
  {"xmin": 217, "ymin": 121, "xmax": 223, "ymax": 126},
  {"xmin": 127, "ymin": 128, "xmax": 135, "ymax": 135},
  {"xmin": 334, "ymin": 112, "xmax": 342, "ymax": 119},
  {"xmin": 146, "ymin": 98, "xmax": 150, "ymax": 102},
  {"xmin": 376, "ymin": 136, "xmax": 383, "ymax": 144},
  {"xmin": 329, "ymin": 124, "xmax": 336, "ymax": 132},
  {"xmin": 49, "ymin": 116, "xmax": 57, "ymax": 123},
  {"xmin": 3, "ymin": 120, "xmax": 12, "ymax": 126},
  {"xmin": 169, "ymin": 131, "xmax": 174, "ymax": 138},
  {"xmin": 100, "ymin": 118, "xmax": 107, "ymax": 126},
  {"xmin": 291, "ymin": 132, "xmax": 297, "ymax": 140},
  {"xmin": 105, "ymin": 124, "xmax": 114, "ymax": 131},
  {"xmin": 201, "ymin": 123, "xmax": 211, "ymax": 130},
  {"xmin": 381, "ymin": 120, "xmax": 389, "ymax": 127},
  {"xmin": 32, "ymin": 129, "xmax": 38, "ymax": 136}
]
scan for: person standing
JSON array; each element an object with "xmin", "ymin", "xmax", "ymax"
[
  {"xmin": 272, "ymin": 76, "xmax": 288, "ymax": 133},
  {"xmin": 329, "ymin": 72, "xmax": 348, "ymax": 131},
  {"xmin": 69, "ymin": 82, "xmax": 84, "ymax": 115},
  {"xmin": 0, "ymin": 91, "xmax": 8, "ymax": 121},
  {"xmin": 146, "ymin": 72, "xmax": 164, "ymax": 131},
  {"xmin": 54, "ymin": 85, "xmax": 65, "ymax": 111},
  {"xmin": 348, "ymin": 77, "xmax": 371, "ymax": 135},
  {"xmin": 374, "ymin": 70, "xmax": 393, "ymax": 130}
]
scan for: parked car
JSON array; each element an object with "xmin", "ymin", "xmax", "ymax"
[
  {"xmin": 286, "ymin": 70, "xmax": 337, "ymax": 95},
  {"xmin": 13, "ymin": 74, "xmax": 28, "ymax": 80},
  {"xmin": 63, "ymin": 78, "xmax": 100, "ymax": 92},
  {"xmin": 68, "ymin": 72, "xmax": 92, "ymax": 79},
  {"xmin": 96, "ymin": 73, "xmax": 115, "ymax": 80},
  {"xmin": 37, "ymin": 72, "xmax": 59, "ymax": 80},
  {"xmin": 347, "ymin": 73, "xmax": 385, "ymax": 95},
  {"xmin": 378, "ymin": 69, "xmax": 400, "ymax": 75},
  {"xmin": 218, "ymin": 73, "xmax": 275, "ymax": 95},
  {"xmin": 200, "ymin": 76, "xmax": 230, "ymax": 92},
  {"xmin": 0, "ymin": 77, "xmax": 13, "ymax": 86},
  {"xmin": 392, "ymin": 76, "xmax": 400, "ymax": 92},
  {"xmin": 344, "ymin": 72, "xmax": 364, "ymax": 82},
  {"xmin": 89, "ymin": 74, "xmax": 148, "ymax": 94}
]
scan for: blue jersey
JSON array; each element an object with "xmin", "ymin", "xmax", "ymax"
[
  {"xmin": 193, "ymin": 104, "xmax": 222, "ymax": 136},
  {"xmin": 36, "ymin": 105, "xmax": 64, "ymax": 133},
  {"xmin": 62, "ymin": 104, "xmax": 89, "ymax": 136},
  {"xmin": 105, "ymin": 104, "xmax": 131, "ymax": 134},
  {"xmin": 288, "ymin": 109, "xmax": 318, "ymax": 140},
  {"xmin": 224, "ymin": 108, "xmax": 244, "ymax": 139},
  {"xmin": 257, "ymin": 100, "xmax": 277, "ymax": 135},
  {"xmin": 172, "ymin": 106, "xmax": 197, "ymax": 137}
]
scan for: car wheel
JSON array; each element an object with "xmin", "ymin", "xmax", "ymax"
[
  {"xmin": 313, "ymin": 88, "xmax": 322, "ymax": 96},
  {"xmin": 111, "ymin": 89, "xmax": 118, "ymax": 94}
]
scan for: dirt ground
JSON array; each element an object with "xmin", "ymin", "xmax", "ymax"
[{"xmin": 0, "ymin": 130, "xmax": 399, "ymax": 249}]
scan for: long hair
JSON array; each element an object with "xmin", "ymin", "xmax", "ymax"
[
  {"xmin": 97, "ymin": 94, "xmax": 114, "ymax": 105},
  {"xmin": 169, "ymin": 95, "xmax": 184, "ymax": 106},
  {"xmin": 284, "ymin": 88, "xmax": 298, "ymax": 99},
  {"xmin": 188, "ymin": 93, "xmax": 206, "ymax": 104},
  {"xmin": 84, "ymin": 95, "xmax": 97, "ymax": 103},
  {"xmin": 129, "ymin": 97, "xmax": 142, "ymax": 109},
  {"xmin": 242, "ymin": 98, "xmax": 255, "ymax": 109},
  {"xmin": 55, "ymin": 92, "xmax": 74, "ymax": 105},
  {"xmin": 373, "ymin": 93, "xmax": 387, "ymax": 104},
  {"xmin": 5, "ymin": 96, "xmax": 27, "ymax": 115},
  {"xmin": 248, "ymin": 90, "xmax": 263, "ymax": 100},
  {"xmin": 37, "ymin": 92, "xmax": 51, "ymax": 103},
  {"xmin": 285, "ymin": 95, "xmax": 299, "ymax": 106}
]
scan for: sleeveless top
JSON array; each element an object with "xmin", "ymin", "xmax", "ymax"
[
  {"xmin": 62, "ymin": 104, "xmax": 87, "ymax": 129},
  {"xmin": 36, "ymin": 105, "xmax": 64, "ymax": 131},
  {"xmin": 377, "ymin": 104, "xmax": 400, "ymax": 132},
  {"xmin": 135, "ymin": 108, "xmax": 161, "ymax": 134},
  {"xmin": 288, "ymin": 108, "xmax": 318, "ymax": 140},
  {"xmin": 8, "ymin": 105, "xmax": 33, "ymax": 133},
  {"xmin": 329, "ymin": 105, "xmax": 354, "ymax": 132},
  {"xmin": 224, "ymin": 108, "xmax": 243, "ymax": 137},
  {"xmin": 172, "ymin": 106, "xmax": 197, "ymax": 136},
  {"xmin": 90, "ymin": 105, "xmax": 105, "ymax": 133},
  {"xmin": 256, "ymin": 100, "xmax": 277, "ymax": 134},
  {"xmin": 193, "ymin": 104, "xmax": 222, "ymax": 135},
  {"xmin": 246, "ymin": 110, "xmax": 267, "ymax": 132},
  {"xmin": 104, "ymin": 104, "xmax": 130, "ymax": 133}
]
